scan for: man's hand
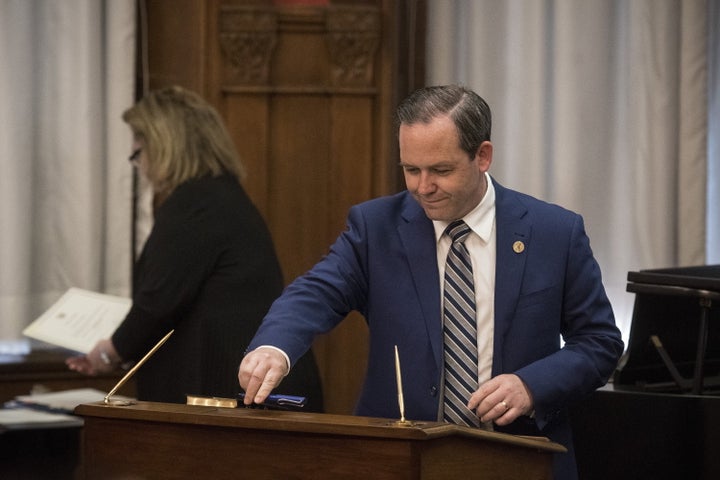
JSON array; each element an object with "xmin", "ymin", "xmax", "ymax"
[
  {"xmin": 238, "ymin": 347, "xmax": 289, "ymax": 406},
  {"xmin": 468, "ymin": 374, "xmax": 534, "ymax": 426}
]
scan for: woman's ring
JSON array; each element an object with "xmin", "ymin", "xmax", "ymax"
[{"xmin": 500, "ymin": 401, "xmax": 509, "ymax": 410}]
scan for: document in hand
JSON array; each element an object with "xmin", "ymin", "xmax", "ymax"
[{"xmin": 22, "ymin": 288, "xmax": 131, "ymax": 354}]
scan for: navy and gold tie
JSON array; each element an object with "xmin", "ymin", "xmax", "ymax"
[{"xmin": 442, "ymin": 220, "xmax": 480, "ymax": 427}]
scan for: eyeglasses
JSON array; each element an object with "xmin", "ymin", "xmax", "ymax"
[{"xmin": 128, "ymin": 148, "xmax": 142, "ymax": 163}]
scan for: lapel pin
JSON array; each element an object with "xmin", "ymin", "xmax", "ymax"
[{"xmin": 512, "ymin": 241, "xmax": 525, "ymax": 254}]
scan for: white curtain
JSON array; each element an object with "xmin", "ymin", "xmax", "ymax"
[
  {"xmin": 0, "ymin": 0, "xmax": 136, "ymax": 348},
  {"xmin": 709, "ymin": 0, "xmax": 720, "ymax": 264},
  {"xmin": 426, "ymin": 0, "xmax": 711, "ymax": 343}
]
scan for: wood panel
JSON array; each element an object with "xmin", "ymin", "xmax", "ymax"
[
  {"xmin": 143, "ymin": 0, "xmax": 425, "ymax": 414},
  {"xmin": 267, "ymin": 93, "xmax": 332, "ymax": 279},
  {"xmin": 142, "ymin": 0, "xmax": 209, "ymax": 93},
  {"xmin": 223, "ymin": 93, "xmax": 272, "ymax": 209}
]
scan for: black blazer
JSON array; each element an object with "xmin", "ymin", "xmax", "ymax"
[{"xmin": 112, "ymin": 174, "xmax": 323, "ymax": 411}]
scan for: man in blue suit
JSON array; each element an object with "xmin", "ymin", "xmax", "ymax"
[{"xmin": 239, "ymin": 85, "xmax": 623, "ymax": 480}]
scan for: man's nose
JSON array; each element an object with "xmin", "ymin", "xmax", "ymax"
[{"xmin": 416, "ymin": 172, "xmax": 435, "ymax": 194}]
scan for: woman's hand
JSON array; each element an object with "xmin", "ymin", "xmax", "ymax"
[{"xmin": 66, "ymin": 338, "xmax": 121, "ymax": 375}]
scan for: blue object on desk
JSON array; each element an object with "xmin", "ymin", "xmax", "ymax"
[{"xmin": 236, "ymin": 393, "xmax": 306, "ymax": 410}]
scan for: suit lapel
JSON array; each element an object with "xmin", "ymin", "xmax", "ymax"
[
  {"xmin": 492, "ymin": 180, "xmax": 531, "ymax": 374},
  {"xmin": 397, "ymin": 195, "xmax": 444, "ymax": 371}
]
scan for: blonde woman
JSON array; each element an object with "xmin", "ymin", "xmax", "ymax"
[{"xmin": 68, "ymin": 86, "xmax": 323, "ymax": 411}]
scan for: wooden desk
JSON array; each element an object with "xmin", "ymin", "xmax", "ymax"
[
  {"xmin": 0, "ymin": 423, "xmax": 82, "ymax": 479},
  {"xmin": 0, "ymin": 348, "xmax": 136, "ymax": 402},
  {"xmin": 0, "ymin": 349, "xmax": 136, "ymax": 479},
  {"xmin": 76, "ymin": 402, "xmax": 565, "ymax": 479}
]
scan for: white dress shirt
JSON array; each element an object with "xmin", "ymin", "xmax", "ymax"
[{"xmin": 433, "ymin": 173, "xmax": 497, "ymax": 388}]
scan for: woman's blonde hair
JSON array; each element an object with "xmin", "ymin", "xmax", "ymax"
[{"xmin": 122, "ymin": 86, "xmax": 245, "ymax": 194}]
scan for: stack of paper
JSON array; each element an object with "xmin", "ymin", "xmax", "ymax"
[
  {"xmin": 11, "ymin": 388, "xmax": 121, "ymax": 413},
  {"xmin": 1, "ymin": 388, "xmax": 134, "ymax": 431},
  {"xmin": 0, "ymin": 408, "xmax": 82, "ymax": 430}
]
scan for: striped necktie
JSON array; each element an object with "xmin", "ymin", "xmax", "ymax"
[{"xmin": 442, "ymin": 220, "xmax": 480, "ymax": 427}]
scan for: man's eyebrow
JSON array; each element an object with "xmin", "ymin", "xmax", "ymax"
[{"xmin": 398, "ymin": 161, "xmax": 455, "ymax": 168}]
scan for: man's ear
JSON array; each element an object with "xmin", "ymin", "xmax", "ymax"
[{"xmin": 475, "ymin": 141, "xmax": 493, "ymax": 172}]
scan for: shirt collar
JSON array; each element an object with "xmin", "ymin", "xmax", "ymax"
[{"xmin": 433, "ymin": 173, "xmax": 496, "ymax": 243}]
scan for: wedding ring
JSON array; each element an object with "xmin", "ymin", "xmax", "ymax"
[{"xmin": 500, "ymin": 400, "xmax": 509, "ymax": 410}]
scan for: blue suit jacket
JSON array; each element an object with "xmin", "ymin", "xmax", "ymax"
[{"xmin": 250, "ymin": 178, "xmax": 623, "ymax": 479}]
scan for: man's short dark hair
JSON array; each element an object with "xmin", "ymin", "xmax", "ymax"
[{"xmin": 396, "ymin": 85, "xmax": 492, "ymax": 158}]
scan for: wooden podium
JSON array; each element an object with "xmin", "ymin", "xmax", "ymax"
[{"xmin": 75, "ymin": 401, "xmax": 564, "ymax": 479}]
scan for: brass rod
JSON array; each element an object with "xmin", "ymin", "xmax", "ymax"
[{"xmin": 104, "ymin": 329, "xmax": 174, "ymax": 404}]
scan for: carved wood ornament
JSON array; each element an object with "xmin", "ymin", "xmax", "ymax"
[
  {"xmin": 326, "ymin": 6, "xmax": 380, "ymax": 87},
  {"xmin": 219, "ymin": 7, "xmax": 278, "ymax": 85}
]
